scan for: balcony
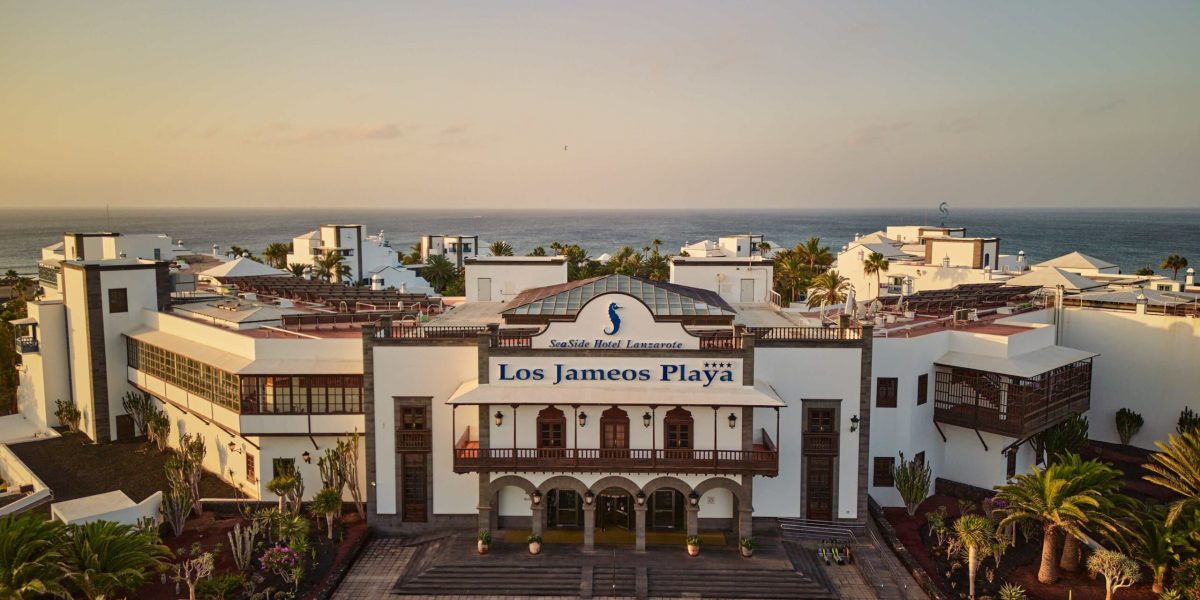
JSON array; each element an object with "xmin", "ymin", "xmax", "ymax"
[
  {"xmin": 14, "ymin": 336, "xmax": 38, "ymax": 354},
  {"xmin": 396, "ymin": 429, "xmax": 431, "ymax": 451},
  {"xmin": 801, "ymin": 432, "xmax": 838, "ymax": 455},
  {"xmin": 933, "ymin": 360, "xmax": 1092, "ymax": 438},
  {"xmin": 453, "ymin": 443, "xmax": 777, "ymax": 476}
]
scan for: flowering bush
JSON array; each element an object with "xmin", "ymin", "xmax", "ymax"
[{"xmin": 259, "ymin": 544, "xmax": 302, "ymax": 589}]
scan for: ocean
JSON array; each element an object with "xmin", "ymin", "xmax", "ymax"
[{"xmin": 1, "ymin": 207, "xmax": 1197, "ymax": 277}]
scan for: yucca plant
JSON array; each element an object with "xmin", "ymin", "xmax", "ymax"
[
  {"xmin": 60, "ymin": 520, "xmax": 172, "ymax": 600},
  {"xmin": 954, "ymin": 513, "xmax": 993, "ymax": 599},
  {"xmin": 0, "ymin": 513, "xmax": 68, "ymax": 599},
  {"xmin": 1131, "ymin": 504, "xmax": 1194, "ymax": 593},
  {"xmin": 1115, "ymin": 408, "xmax": 1144, "ymax": 446},
  {"xmin": 892, "ymin": 452, "xmax": 932, "ymax": 517},
  {"xmin": 310, "ymin": 488, "xmax": 343, "ymax": 540}
]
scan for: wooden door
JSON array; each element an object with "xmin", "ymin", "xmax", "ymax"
[
  {"xmin": 600, "ymin": 407, "xmax": 629, "ymax": 459},
  {"xmin": 806, "ymin": 456, "xmax": 834, "ymax": 521},
  {"xmin": 401, "ymin": 453, "xmax": 427, "ymax": 522},
  {"xmin": 740, "ymin": 278, "xmax": 755, "ymax": 302}
]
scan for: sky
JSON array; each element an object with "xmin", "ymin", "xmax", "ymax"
[{"xmin": 1, "ymin": 1, "xmax": 1198, "ymax": 210}]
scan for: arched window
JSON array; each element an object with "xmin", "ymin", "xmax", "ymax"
[
  {"xmin": 663, "ymin": 407, "xmax": 693, "ymax": 458},
  {"xmin": 600, "ymin": 406, "xmax": 630, "ymax": 455},
  {"xmin": 983, "ymin": 252, "xmax": 991, "ymax": 268},
  {"xmin": 537, "ymin": 407, "xmax": 566, "ymax": 455}
]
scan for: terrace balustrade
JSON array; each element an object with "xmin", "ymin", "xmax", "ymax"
[{"xmin": 933, "ymin": 360, "xmax": 1093, "ymax": 438}]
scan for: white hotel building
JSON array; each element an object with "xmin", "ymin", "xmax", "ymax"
[{"xmin": 14, "ymin": 226, "xmax": 1196, "ymax": 549}]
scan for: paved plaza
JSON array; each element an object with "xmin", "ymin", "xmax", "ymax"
[{"xmin": 332, "ymin": 522, "xmax": 928, "ymax": 600}]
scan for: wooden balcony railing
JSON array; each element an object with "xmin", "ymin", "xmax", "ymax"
[
  {"xmin": 744, "ymin": 327, "xmax": 863, "ymax": 341},
  {"xmin": 933, "ymin": 361, "xmax": 1093, "ymax": 438},
  {"xmin": 396, "ymin": 429, "xmax": 431, "ymax": 451},
  {"xmin": 453, "ymin": 446, "xmax": 778, "ymax": 476},
  {"xmin": 802, "ymin": 432, "xmax": 838, "ymax": 455}
]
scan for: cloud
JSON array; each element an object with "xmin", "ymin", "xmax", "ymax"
[
  {"xmin": 846, "ymin": 120, "xmax": 912, "ymax": 149},
  {"xmin": 243, "ymin": 122, "xmax": 411, "ymax": 145}
]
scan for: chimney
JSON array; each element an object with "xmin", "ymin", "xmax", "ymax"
[
  {"xmin": 1135, "ymin": 292, "xmax": 1148, "ymax": 315},
  {"xmin": 1187, "ymin": 267, "xmax": 1195, "ymax": 287},
  {"xmin": 212, "ymin": 244, "xmax": 220, "ymax": 257},
  {"xmin": 371, "ymin": 273, "xmax": 383, "ymax": 291},
  {"xmin": 1017, "ymin": 250, "xmax": 1026, "ymax": 270}
]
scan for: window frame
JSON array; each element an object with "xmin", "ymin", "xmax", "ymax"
[
  {"xmin": 876, "ymin": 377, "xmax": 898, "ymax": 408},
  {"xmin": 664, "ymin": 407, "xmax": 694, "ymax": 450},
  {"xmin": 536, "ymin": 406, "xmax": 566, "ymax": 450},
  {"xmin": 873, "ymin": 457, "xmax": 896, "ymax": 487},
  {"xmin": 916, "ymin": 373, "xmax": 929, "ymax": 406},
  {"xmin": 108, "ymin": 288, "xmax": 128, "ymax": 313}
]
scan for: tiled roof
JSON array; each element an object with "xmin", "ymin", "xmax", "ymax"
[{"xmin": 504, "ymin": 274, "xmax": 734, "ymax": 317}]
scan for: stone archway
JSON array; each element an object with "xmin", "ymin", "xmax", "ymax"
[
  {"xmin": 642, "ymin": 476, "xmax": 696, "ymax": 536},
  {"xmin": 694, "ymin": 477, "xmax": 752, "ymax": 539},
  {"xmin": 482, "ymin": 475, "xmax": 539, "ymax": 535},
  {"xmin": 589, "ymin": 475, "xmax": 641, "ymax": 496}
]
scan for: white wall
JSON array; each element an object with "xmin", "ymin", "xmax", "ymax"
[
  {"xmin": 1058, "ymin": 308, "xmax": 1200, "ymax": 449},
  {"xmin": 17, "ymin": 301, "xmax": 69, "ymax": 429},
  {"xmin": 465, "ymin": 260, "xmax": 567, "ymax": 303},
  {"xmin": 372, "ymin": 344, "xmax": 479, "ymax": 516},
  {"xmin": 99, "ymin": 268, "xmax": 160, "ymax": 440},
  {"xmin": 0, "ymin": 443, "xmax": 52, "ymax": 517},
  {"xmin": 753, "ymin": 346, "xmax": 864, "ymax": 519},
  {"xmin": 669, "ymin": 262, "xmax": 773, "ymax": 304}
]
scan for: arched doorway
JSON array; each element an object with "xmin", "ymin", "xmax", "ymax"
[
  {"xmin": 596, "ymin": 487, "xmax": 633, "ymax": 531},
  {"xmin": 546, "ymin": 489, "xmax": 583, "ymax": 528},
  {"xmin": 648, "ymin": 489, "xmax": 684, "ymax": 530}
]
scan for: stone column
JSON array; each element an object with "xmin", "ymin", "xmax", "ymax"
[
  {"xmin": 685, "ymin": 505, "xmax": 699, "ymax": 537},
  {"xmin": 738, "ymin": 508, "xmax": 753, "ymax": 540},
  {"xmin": 532, "ymin": 505, "xmax": 545, "ymax": 538},
  {"xmin": 582, "ymin": 504, "xmax": 596, "ymax": 553},
  {"xmin": 477, "ymin": 477, "xmax": 494, "ymax": 532},
  {"xmin": 634, "ymin": 504, "xmax": 647, "ymax": 553}
]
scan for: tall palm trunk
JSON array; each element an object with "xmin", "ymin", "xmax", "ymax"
[
  {"xmin": 1060, "ymin": 533, "xmax": 1080, "ymax": 571},
  {"xmin": 1038, "ymin": 523, "xmax": 1058, "ymax": 583},
  {"xmin": 1152, "ymin": 566, "xmax": 1165, "ymax": 593},
  {"xmin": 326, "ymin": 513, "xmax": 335, "ymax": 540}
]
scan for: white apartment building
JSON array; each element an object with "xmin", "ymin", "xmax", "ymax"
[
  {"xmin": 420, "ymin": 234, "xmax": 479, "ymax": 268},
  {"xmin": 287, "ymin": 225, "xmax": 433, "ymax": 293}
]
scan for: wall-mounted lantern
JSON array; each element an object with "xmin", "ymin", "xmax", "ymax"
[
  {"xmin": 494, "ymin": 410, "xmax": 504, "ymax": 427},
  {"xmin": 531, "ymin": 490, "xmax": 542, "ymax": 505},
  {"xmin": 850, "ymin": 414, "xmax": 861, "ymax": 433},
  {"xmin": 578, "ymin": 411, "xmax": 588, "ymax": 428},
  {"xmin": 727, "ymin": 412, "xmax": 738, "ymax": 429},
  {"xmin": 227, "ymin": 441, "xmax": 244, "ymax": 454},
  {"xmin": 642, "ymin": 412, "xmax": 652, "ymax": 428},
  {"xmin": 584, "ymin": 490, "xmax": 595, "ymax": 505},
  {"xmin": 636, "ymin": 491, "xmax": 646, "ymax": 506},
  {"xmin": 301, "ymin": 451, "xmax": 312, "ymax": 464},
  {"xmin": 688, "ymin": 491, "xmax": 700, "ymax": 506}
]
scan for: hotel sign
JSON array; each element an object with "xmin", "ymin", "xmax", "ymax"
[{"xmin": 492, "ymin": 358, "xmax": 740, "ymax": 388}]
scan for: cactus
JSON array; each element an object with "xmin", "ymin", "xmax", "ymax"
[{"xmin": 228, "ymin": 521, "xmax": 260, "ymax": 571}]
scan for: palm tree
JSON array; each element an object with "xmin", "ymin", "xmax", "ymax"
[
  {"xmin": 995, "ymin": 463, "xmax": 1105, "ymax": 583},
  {"xmin": 863, "ymin": 252, "xmax": 890, "ymax": 300},
  {"xmin": 0, "ymin": 513, "xmax": 68, "ymax": 600},
  {"xmin": 757, "ymin": 241, "xmax": 772, "ymax": 257},
  {"xmin": 1130, "ymin": 504, "xmax": 1193, "ymax": 593},
  {"xmin": 287, "ymin": 263, "xmax": 308, "ymax": 278},
  {"xmin": 1053, "ymin": 453, "xmax": 1129, "ymax": 572},
  {"xmin": 310, "ymin": 488, "xmax": 343, "ymax": 540},
  {"xmin": 528, "ymin": 246, "xmax": 547, "ymax": 257},
  {"xmin": 421, "ymin": 255, "xmax": 457, "ymax": 293},
  {"xmin": 806, "ymin": 270, "xmax": 850, "ymax": 310},
  {"xmin": 1144, "ymin": 430, "xmax": 1200, "ymax": 525},
  {"xmin": 954, "ymin": 514, "xmax": 992, "ymax": 599},
  {"xmin": 61, "ymin": 520, "xmax": 172, "ymax": 600},
  {"xmin": 1162, "ymin": 255, "xmax": 1189, "ymax": 280},
  {"xmin": 796, "ymin": 237, "xmax": 833, "ymax": 271},
  {"xmin": 11, "ymin": 278, "xmax": 33, "ymax": 302},
  {"xmin": 773, "ymin": 250, "xmax": 807, "ymax": 304},
  {"xmin": 651, "ymin": 239, "xmax": 664, "ymax": 255},
  {"xmin": 400, "ymin": 242, "xmax": 422, "ymax": 265},
  {"xmin": 262, "ymin": 243, "xmax": 291, "ymax": 268},
  {"xmin": 312, "ymin": 251, "xmax": 346, "ymax": 284},
  {"xmin": 488, "ymin": 241, "xmax": 514, "ymax": 257}
]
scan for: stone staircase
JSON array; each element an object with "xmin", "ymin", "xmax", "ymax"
[
  {"xmin": 394, "ymin": 564, "xmax": 584, "ymax": 597},
  {"xmin": 646, "ymin": 567, "xmax": 837, "ymax": 599}
]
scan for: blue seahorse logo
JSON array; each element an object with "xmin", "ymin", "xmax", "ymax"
[{"xmin": 604, "ymin": 302, "xmax": 622, "ymax": 335}]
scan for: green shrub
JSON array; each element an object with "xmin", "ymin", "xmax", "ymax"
[
  {"xmin": 892, "ymin": 452, "xmax": 931, "ymax": 517},
  {"xmin": 1115, "ymin": 408, "xmax": 1144, "ymax": 445},
  {"xmin": 53, "ymin": 399, "xmax": 81, "ymax": 433},
  {"xmin": 196, "ymin": 573, "xmax": 244, "ymax": 600}
]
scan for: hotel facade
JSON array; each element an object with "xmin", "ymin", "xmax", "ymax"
[{"xmin": 12, "ymin": 226, "xmax": 1196, "ymax": 549}]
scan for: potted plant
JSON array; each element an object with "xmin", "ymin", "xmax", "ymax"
[
  {"xmin": 739, "ymin": 537, "xmax": 754, "ymax": 558},
  {"xmin": 477, "ymin": 529, "xmax": 491, "ymax": 555},
  {"xmin": 686, "ymin": 535, "xmax": 701, "ymax": 557},
  {"xmin": 527, "ymin": 534, "xmax": 543, "ymax": 555}
]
